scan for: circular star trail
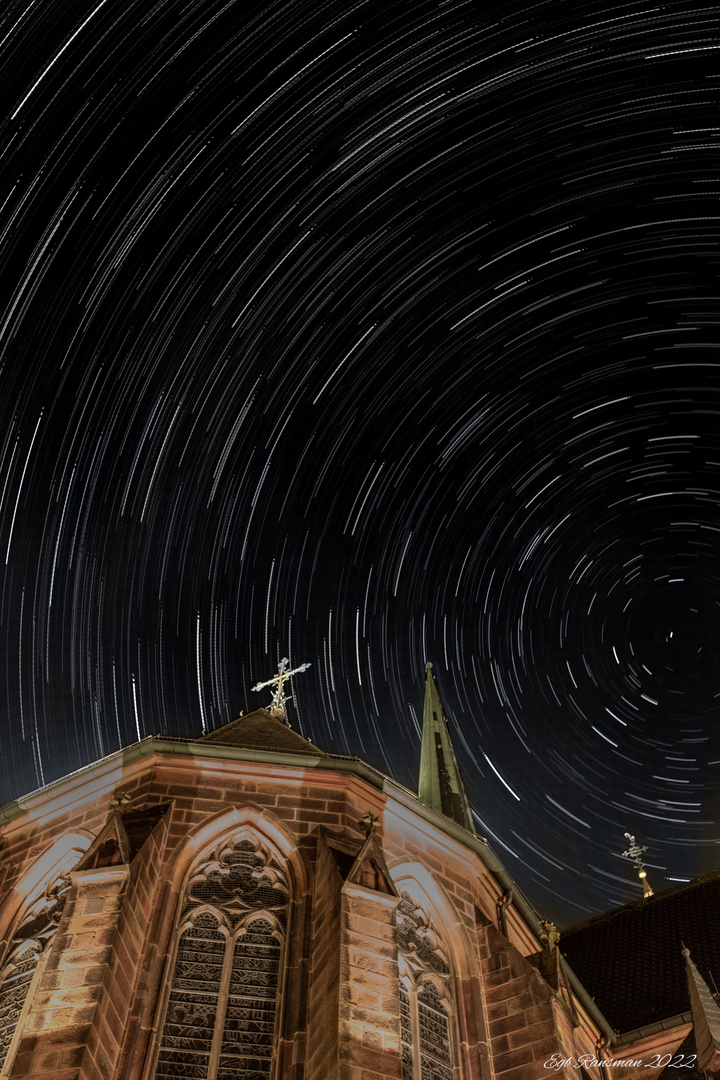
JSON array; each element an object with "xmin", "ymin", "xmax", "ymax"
[{"xmin": 2, "ymin": 0, "xmax": 720, "ymax": 925}]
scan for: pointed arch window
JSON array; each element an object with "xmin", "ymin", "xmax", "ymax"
[
  {"xmin": 397, "ymin": 892, "xmax": 456, "ymax": 1080},
  {"xmin": 152, "ymin": 834, "xmax": 289, "ymax": 1080},
  {"xmin": 0, "ymin": 874, "xmax": 71, "ymax": 1075}
]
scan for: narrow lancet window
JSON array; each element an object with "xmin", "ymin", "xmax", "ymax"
[
  {"xmin": 153, "ymin": 835, "xmax": 289, "ymax": 1080},
  {"xmin": 397, "ymin": 892, "xmax": 456, "ymax": 1080}
]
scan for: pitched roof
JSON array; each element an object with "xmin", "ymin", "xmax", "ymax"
[
  {"xmin": 196, "ymin": 709, "xmax": 326, "ymax": 756},
  {"xmin": 560, "ymin": 871, "xmax": 720, "ymax": 1033},
  {"xmin": 418, "ymin": 663, "xmax": 475, "ymax": 833}
]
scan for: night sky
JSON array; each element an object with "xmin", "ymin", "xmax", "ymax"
[{"xmin": 2, "ymin": 0, "xmax": 720, "ymax": 928}]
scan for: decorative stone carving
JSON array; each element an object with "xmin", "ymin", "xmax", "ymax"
[{"xmin": 396, "ymin": 892, "xmax": 454, "ymax": 1080}]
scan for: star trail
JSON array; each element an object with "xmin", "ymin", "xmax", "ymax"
[{"xmin": 2, "ymin": 0, "xmax": 720, "ymax": 926}]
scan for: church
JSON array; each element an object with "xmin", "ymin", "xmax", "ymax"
[{"xmin": 0, "ymin": 662, "xmax": 719, "ymax": 1080}]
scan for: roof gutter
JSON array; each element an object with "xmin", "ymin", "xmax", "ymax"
[
  {"xmin": 560, "ymin": 955, "xmax": 616, "ymax": 1044},
  {"xmin": 611, "ymin": 1011, "xmax": 691, "ymax": 1048}
]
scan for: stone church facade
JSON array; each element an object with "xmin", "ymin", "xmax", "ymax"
[{"xmin": 0, "ymin": 667, "xmax": 718, "ymax": 1080}]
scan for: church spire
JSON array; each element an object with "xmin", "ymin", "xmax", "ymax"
[
  {"xmin": 683, "ymin": 946, "xmax": 720, "ymax": 1074},
  {"xmin": 418, "ymin": 663, "xmax": 475, "ymax": 833}
]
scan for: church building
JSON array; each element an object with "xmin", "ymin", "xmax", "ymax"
[{"xmin": 0, "ymin": 663, "xmax": 719, "ymax": 1080}]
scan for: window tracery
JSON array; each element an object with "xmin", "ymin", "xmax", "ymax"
[
  {"xmin": 396, "ymin": 892, "xmax": 456, "ymax": 1080},
  {"xmin": 0, "ymin": 874, "xmax": 71, "ymax": 1073},
  {"xmin": 153, "ymin": 835, "xmax": 289, "ymax": 1080}
]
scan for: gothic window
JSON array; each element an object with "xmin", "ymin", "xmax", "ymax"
[
  {"xmin": 0, "ymin": 874, "xmax": 71, "ymax": 1075},
  {"xmin": 397, "ymin": 892, "xmax": 456, "ymax": 1080},
  {"xmin": 152, "ymin": 835, "xmax": 289, "ymax": 1080}
]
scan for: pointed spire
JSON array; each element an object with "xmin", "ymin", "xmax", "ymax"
[
  {"xmin": 418, "ymin": 663, "xmax": 475, "ymax": 833},
  {"xmin": 683, "ymin": 946, "xmax": 720, "ymax": 1074}
]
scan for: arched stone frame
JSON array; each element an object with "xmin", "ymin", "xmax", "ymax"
[
  {"xmin": 0, "ymin": 831, "xmax": 93, "ymax": 1078},
  {"xmin": 142, "ymin": 805, "xmax": 309, "ymax": 1080},
  {"xmin": 0, "ymin": 831, "xmax": 93, "ymax": 944},
  {"xmin": 390, "ymin": 861, "xmax": 482, "ymax": 1080}
]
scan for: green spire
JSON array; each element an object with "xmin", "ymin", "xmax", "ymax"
[{"xmin": 418, "ymin": 663, "xmax": 475, "ymax": 833}]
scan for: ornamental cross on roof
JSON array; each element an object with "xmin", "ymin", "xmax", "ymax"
[
  {"xmin": 622, "ymin": 831, "xmax": 654, "ymax": 898},
  {"xmin": 251, "ymin": 658, "xmax": 310, "ymax": 719}
]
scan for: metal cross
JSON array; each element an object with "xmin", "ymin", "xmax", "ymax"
[
  {"xmin": 622, "ymin": 832, "xmax": 647, "ymax": 871},
  {"xmin": 251, "ymin": 658, "xmax": 311, "ymax": 715},
  {"xmin": 622, "ymin": 831, "xmax": 654, "ymax": 896}
]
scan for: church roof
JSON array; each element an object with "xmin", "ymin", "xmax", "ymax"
[
  {"xmin": 196, "ymin": 709, "xmax": 327, "ymax": 756},
  {"xmin": 418, "ymin": 663, "xmax": 475, "ymax": 834},
  {"xmin": 561, "ymin": 870, "xmax": 720, "ymax": 1034}
]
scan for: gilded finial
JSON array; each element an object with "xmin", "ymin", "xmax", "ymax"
[{"xmin": 540, "ymin": 920, "xmax": 560, "ymax": 950}]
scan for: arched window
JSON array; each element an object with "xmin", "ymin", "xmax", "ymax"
[
  {"xmin": 152, "ymin": 834, "xmax": 289, "ymax": 1080},
  {"xmin": 397, "ymin": 892, "xmax": 456, "ymax": 1080},
  {"xmin": 0, "ymin": 873, "xmax": 71, "ymax": 1075}
]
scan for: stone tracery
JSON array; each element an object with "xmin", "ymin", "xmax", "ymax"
[
  {"xmin": 396, "ymin": 892, "xmax": 455, "ymax": 1080},
  {"xmin": 153, "ymin": 834, "xmax": 289, "ymax": 1080}
]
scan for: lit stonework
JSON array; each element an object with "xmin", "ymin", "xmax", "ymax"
[
  {"xmin": 0, "ymin": 705, "xmax": 614, "ymax": 1080},
  {"xmin": 0, "ymin": 688, "xmax": 711, "ymax": 1080},
  {"xmin": 396, "ymin": 892, "xmax": 455, "ymax": 1080},
  {"xmin": 0, "ymin": 873, "xmax": 71, "ymax": 1071}
]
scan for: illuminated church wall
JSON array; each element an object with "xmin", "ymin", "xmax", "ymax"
[{"xmin": 0, "ymin": 727, "xmax": 605, "ymax": 1080}]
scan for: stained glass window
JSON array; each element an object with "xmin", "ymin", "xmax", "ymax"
[
  {"xmin": 0, "ymin": 874, "xmax": 71, "ymax": 1074},
  {"xmin": 153, "ymin": 835, "xmax": 289, "ymax": 1080},
  {"xmin": 396, "ymin": 892, "xmax": 456, "ymax": 1080}
]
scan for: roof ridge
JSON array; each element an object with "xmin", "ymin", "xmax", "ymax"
[{"xmin": 561, "ymin": 868, "xmax": 720, "ymax": 935}]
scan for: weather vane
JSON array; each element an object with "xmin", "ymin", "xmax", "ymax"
[
  {"xmin": 622, "ymin": 832, "xmax": 654, "ymax": 898},
  {"xmin": 251, "ymin": 658, "xmax": 311, "ymax": 719}
]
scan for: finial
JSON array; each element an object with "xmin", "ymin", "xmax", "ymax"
[
  {"xmin": 111, "ymin": 792, "xmax": 132, "ymax": 810},
  {"xmin": 251, "ymin": 658, "xmax": 311, "ymax": 721},
  {"xmin": 358, "ymin": 811, "xmax": 379, "ymax": 835},
  {"xmin": 622, "ymin": 832, "xmax": 654, "ymax": 897},
  {"xmin": 540, "ymin": 920, "xmax": 560, "ymax": 951},
  {"xmin": 425, "ymin": 661, "xmax": 433, "ymax": 671}
]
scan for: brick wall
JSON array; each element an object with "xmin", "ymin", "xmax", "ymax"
[{"xmin": 479, "ymin": 920, "xmax": 571, "ymax": 1080}]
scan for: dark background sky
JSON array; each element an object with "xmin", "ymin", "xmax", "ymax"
[{"xmin": 2, "ymin": 0, "xmax": 720, "ymax": 928}]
